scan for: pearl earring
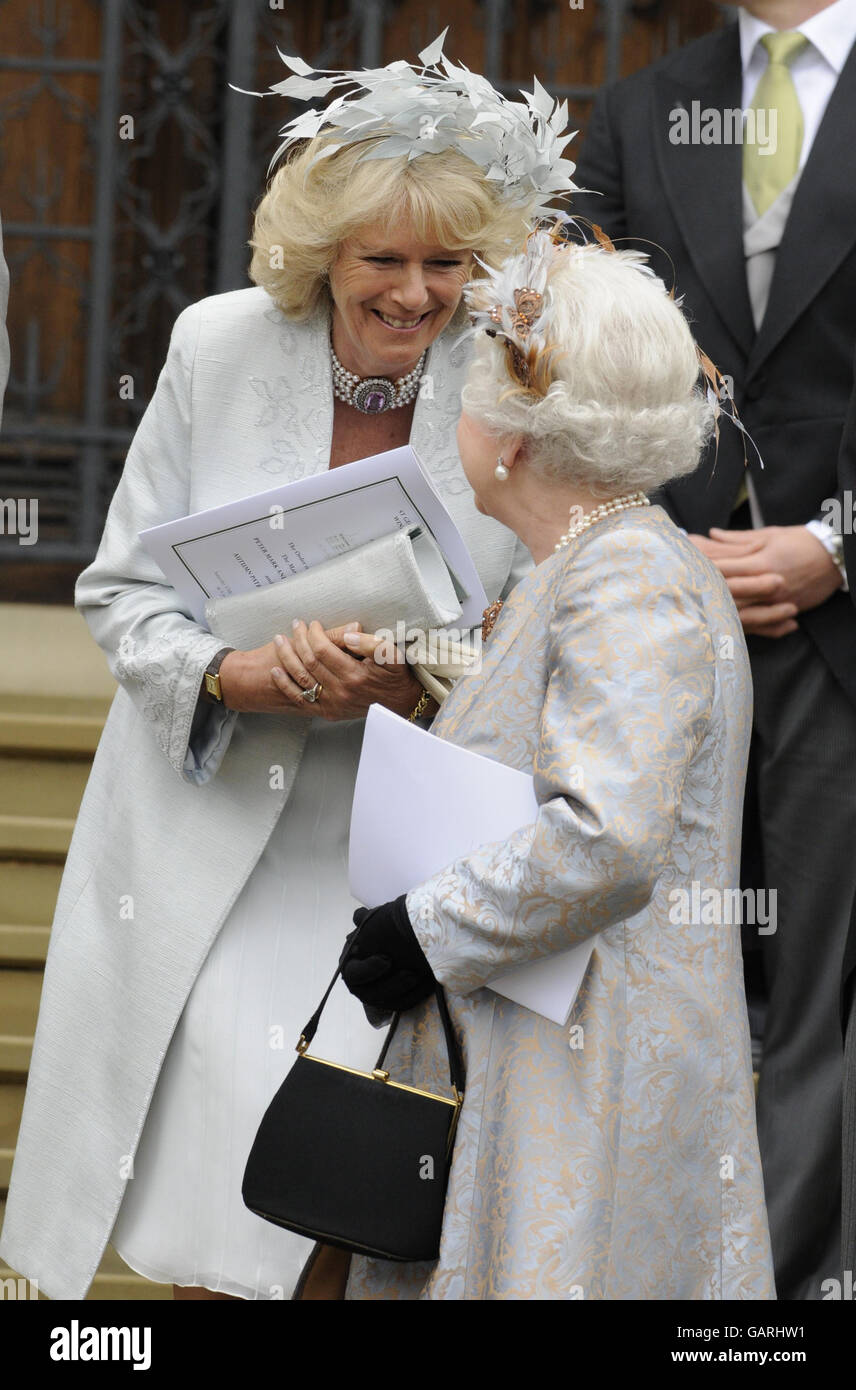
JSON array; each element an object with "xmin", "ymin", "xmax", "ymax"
[{"xmin": 494, "ymin": 457, "xmax": 510, "ymax": 481}]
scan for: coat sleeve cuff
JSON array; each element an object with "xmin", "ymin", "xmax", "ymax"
[{"xmin": 113, "ymin": 628, "xmax": 238, "ymax": 780}]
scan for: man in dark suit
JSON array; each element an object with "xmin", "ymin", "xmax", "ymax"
[
  {"xmin": 838, "ymin": 354, "xmax": 856, "ymax": 1283},
  {"xmin": 572, "ymin": 0, "xmax": 856, "ymax": 1299}
]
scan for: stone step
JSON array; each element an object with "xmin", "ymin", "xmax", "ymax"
[
  {"xmin": 0, "ymin": 607, "xmax": 166, "ymax": 1300},
  {"xmin": 0, "ymin": 754, "xmax": 90, "ymax": 822},
  {"xmin": 0, "ymin": 924, "xmax": 51, "ymax": 967},
  {"xmin": 0, "ymin": 862, "xmax": 62, "ymax": 965},
  {"xmin": 0, "ymin": 859, "xmax": 63, "ymax": 928},
  {"xmin": 0, "ymin": 604, "xmax": 116, "ymax": 743},
  {"xmin": 0, "ymin": 814, "xmax": 73, "ymax": 859},
  {"xmin": 0, "ymin": 1080, "xmax": 23, "ymax": 1191},
  {"xmin": 0, "ymin": 711, "xmax": 105, "ymax": 758},
  {"xmin": 0, "ymin": 968, "xmax": 41, "ymax": 1081}
]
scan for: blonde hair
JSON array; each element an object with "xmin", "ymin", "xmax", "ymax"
[
  {"xmin": 463, "ymin": 243, "xmax": 714, "ymax": 496},
  {"xmin": 250, "ymin": 138, "xmax": 536, "ymax": 320}
]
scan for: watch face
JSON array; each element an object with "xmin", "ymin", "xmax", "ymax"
[{"xmin": 204, "ymin": 672, "xmax": 221, "ymax": 700}]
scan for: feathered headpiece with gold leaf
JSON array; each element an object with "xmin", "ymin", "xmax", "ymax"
[
  {"xmin": 462, "ymin": 221, "xmax": 651, "ymax": 397},
  {"xmin": 464, "ymin": 222, "xmax": 570, "ymax": 396},
  {"xmin": 464, "ymin": 219, "xmax": 762, "ymax": 474}
]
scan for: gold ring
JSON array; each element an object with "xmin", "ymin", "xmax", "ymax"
[{"xmin": 301, "ymin": 681, "xmax": 323, "ymax": 703}]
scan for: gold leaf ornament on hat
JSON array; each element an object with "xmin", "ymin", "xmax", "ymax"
[
  {"xmin": 464, "ymin": 223, "xmax": 572, "ymax": 398},
  {"xmin": 510, "ymin": 288, "xmax": 544, "ymax": 339}
]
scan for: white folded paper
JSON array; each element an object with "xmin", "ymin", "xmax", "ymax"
[
  {"xmin": 349, "ymin": 705, "xmax": 594, "ymax": 1025},
  {"xmin": 140, "ymin": 445, "xmax": 488, "ymax": 629}
]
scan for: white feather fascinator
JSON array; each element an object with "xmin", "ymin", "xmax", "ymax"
[
  {"xmin": 463, "ymin": 222, "xmax": 585, "ymax": 396},
  {"xmin": 465, "ymin": 220, "xmax": 759, "ymax": 471},
  {"xmin": 239, "ymin": 27, "xmax": 577, "ymax": 218}
]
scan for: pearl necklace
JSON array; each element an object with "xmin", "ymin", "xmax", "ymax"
[
  {"xmin": 480, "ymin": 494, "xmax": 647, "ymax": 644},
  {"xmin": 554, "ymin": 492, "xmax": 651, "ymax": 551},
  {"xmin": 482, "ymin": 493, "xmax": 651, "ymax": 643},
  {"xmin": 331, "ymin": 343, "xmax": 427, "ymax": 415}
]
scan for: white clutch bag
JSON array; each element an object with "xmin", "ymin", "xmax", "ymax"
[
  {"xmin": 404, "ymin": 633, "xmax": 482, "ymax": 704},
  {"xmin": 205, "ymin": 526, "xmax": 463, "ymax": 653}
]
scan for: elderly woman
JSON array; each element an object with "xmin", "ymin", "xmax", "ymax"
[
  {"xmin": 0, "ymin": 42, "xmax": 575, "ymax": 1301},
  {"xmin": 339, "ymin": 230, "xmax": 776, "ymax": 1300}
]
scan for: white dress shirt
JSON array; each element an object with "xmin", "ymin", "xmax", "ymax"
[
  {"xmin": 737, "ymin": 2, "xmax": 856, "ymax": 585},
  {"xmin": 740, "ymin": 0, "xmax": 856, "ymax": 164}
]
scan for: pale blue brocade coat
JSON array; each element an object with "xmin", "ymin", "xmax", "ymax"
[{"xmin": 347, "ymin": 507, "xmax": 775, "ymax": 1301}]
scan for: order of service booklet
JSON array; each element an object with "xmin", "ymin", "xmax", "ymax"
[{"xmin": 139, "ymin": 445, "xmax": 488, "ymax": 630}]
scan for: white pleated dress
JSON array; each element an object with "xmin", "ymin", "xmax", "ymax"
[{"xmin": 109, "ymin": 716, "xmax": 383, "ymax": 1299}]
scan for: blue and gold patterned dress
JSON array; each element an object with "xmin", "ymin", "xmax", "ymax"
[{"xmin": 347, "ymin": 504, "xmax": 775, "ymax": 1301}]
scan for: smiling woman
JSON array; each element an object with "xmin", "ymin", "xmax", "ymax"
[
  {"xmin": 249, "ymin": 138, "xmax": 526, "ymax": 326},
  {"xmin": 0, "ymin": 33, "xmax": 576, "ymax": 1304},
  {"xmin": 327, "ymin": 226, "xmax": 471, "ymax": 386}
]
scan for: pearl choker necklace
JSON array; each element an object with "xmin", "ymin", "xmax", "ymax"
[
  {"xmin": 331, "ymin": 343, "xmax": 427, "ymax": 415},
  {"xmin": 554, "ymin": 492, "xmax": 651, "ymax": 551}
]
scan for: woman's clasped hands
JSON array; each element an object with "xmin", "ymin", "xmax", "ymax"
[{"xmin": 218, "ymin": 619, "xmax": 424, "ymax": 720}]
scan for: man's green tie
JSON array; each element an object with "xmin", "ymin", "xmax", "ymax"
[
  {"xmin": 743, "ymin": 30, "xmax": 809, "ymax": 217},
  {"xmin": 733, "ymin": 31, "xmax": 808, "ymax": 511}
]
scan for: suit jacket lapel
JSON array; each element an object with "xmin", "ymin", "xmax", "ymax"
[
  {"xmin": 747, "ymin": 39, "xmax": 856, "ymax": 376},
  {"xmin": 653, "ymin": 27, "xmax": 756, "ymax": 360}
]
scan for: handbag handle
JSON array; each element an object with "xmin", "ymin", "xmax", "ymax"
[{"xmin": 296, "ymin": 937, "xmax": 465, "ymax": 1100}]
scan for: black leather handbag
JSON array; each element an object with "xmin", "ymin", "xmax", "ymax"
[{"xmin": 241, "ymin": 961, "xmax": 465, "ymax": 1263}]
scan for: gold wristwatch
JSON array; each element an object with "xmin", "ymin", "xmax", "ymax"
[{"xmin": 201, "ymin": 647, "xmax": 235, "ymax": 705}]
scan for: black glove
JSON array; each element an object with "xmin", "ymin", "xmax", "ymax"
[{"xmin": 341, "ymin": 895, "xmax": 436, "ymax": 1012}]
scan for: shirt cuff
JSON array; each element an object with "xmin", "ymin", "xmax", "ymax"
[{"xmin": 805, "ymin": 520, "xmax": 849, "ymax": 593}]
